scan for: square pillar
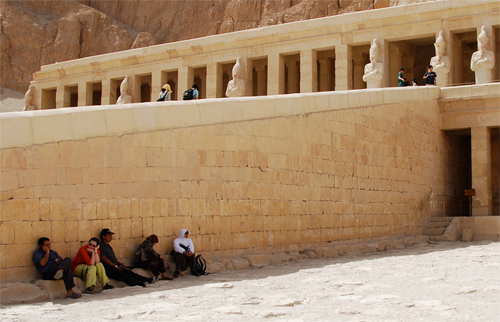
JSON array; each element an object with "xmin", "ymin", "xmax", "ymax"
[
  {"xmin": 177, "ymin": 66, "xmax": 191, "ymax": 100},
  {"xmin": 56, "ymin": 85, "xmax": 64, "ymax": 108},
  {"xmin": 101, "ymin": 79, "xmax": 111, "ymax": 105},
  {"xmin": 471, "ymin": 127, "xmax": 492, "ymax": 216},
  {"xmin": 335, "ymin": 44, "xmax": 352, "ymax": 91},
  {"xmin": 268, "ymin": 53, "xmax": 284, "ymax": 95},
  {"xmin": 77, "ymin": 82, "xmax": 87, "ymax": 107},
  {"xmin": 152, "ymin": 71, "xmax": 162, "ymax": 100},
  {"xmin": 206, "ymin": 62, "xmax": 218, "ymax": 99},
  {"xmin": 300, "ymin": 49, "xmax": 317, "ymax": 93}
]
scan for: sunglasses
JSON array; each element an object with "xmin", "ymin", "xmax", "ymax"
[{"xmin": 89, "ymin": 243, "xmax": 97, "ymax": 247}]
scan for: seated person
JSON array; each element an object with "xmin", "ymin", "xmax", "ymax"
[
  {"xmin": 32, "ymin": 237, "xmax": 82, "ymax": 299},
  {"xmin": 172, "ymin": 229, "xmax": 200, "ymax": 278},
  {"xmin": 134, "ymin": 234, "xmax": 173, "ymax": 281},
  {"xmin": 99, "ymin": 229, "xmax": 153, "ymax": 287},
  {"xmin": 70, "ymin": 237, "xmax": 114, "ymax": 294}
]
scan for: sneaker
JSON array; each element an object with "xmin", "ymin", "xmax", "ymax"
[
  {"xmin": 146, "ymin": 277, "xmax": 154, "ymax": 284},
  {"xmin": 53, "ymin": 270, "xmax": 63, "ymax": 280},
  {"xmin": 173, "ymin": 271, "xmax": 180, "ymax": 278},
  {"xmin": 137, "ymin": 281, "xmax": 147, "ymax": 287},
  {"xmin": 84, "ymin": 287, "xmax": 93, "ymax": 294},
  {"xmin": 191, "ymin": 271, "xmax": 201, "ymax": 277},
  {"xmin": 153, "ymin": 275, "xmax": 160, "ymax": 283},
  {"xmin": 103, "ymin": 284, "xmax": 114, "ymax": 290}
]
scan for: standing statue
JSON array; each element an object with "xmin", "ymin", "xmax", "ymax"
[
  {"xmin": 24, "ymin": 85, "xmax": 36, "ymax": 111},
  {"xmin": 116, "ymin": 75, "xmax": 133, "ymax": 104},
  {"xmin": 362, "ymin": 39, "xmax": 384, "ymax": 89},
  {"xmin": 225, "ymin": 57, "xmax": 246, "ymax": 97},
  {"xmin": 430, "ymin": 30, "xmax": 451, "ymax": 87},
  {"xmin": 470, "ymin": 26, "xmax": 495, "ymax": 84}
]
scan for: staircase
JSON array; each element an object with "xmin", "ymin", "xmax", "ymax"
[{"xmin": 423, "ymin": 217, "xmax": 455, "ymax": 241}]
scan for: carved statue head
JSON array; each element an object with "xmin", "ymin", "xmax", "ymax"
[
  {"xmin": 434, "ymin": 30, "xmax": 446, "ymax": 55},
  {"xmin": 232, "ymin": 57, "xmax": 242, "ymax": 79},
  {"xmin": 369, "ymin": 39, "xmax": 380, "ymax": 63},
  {"xmin": 477, "ymin": 26, "xmax": 489, "ymax": 51},
  {"xmin": 120, "ymin": 75, "xmax": 129, "ymax": 93}
]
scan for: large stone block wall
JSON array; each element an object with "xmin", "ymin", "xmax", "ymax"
[{"xmin": 0, "ymin": 87, "xmax": 444, "ymax": 282}]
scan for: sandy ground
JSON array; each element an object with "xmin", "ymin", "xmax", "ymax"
[
  {"xmin": 0, "ymin": 87, "xmax": 25, "ymax": 113},
  {"xmin": 1, "ymin": 241, "xmax": 499, "ymax": 321}
]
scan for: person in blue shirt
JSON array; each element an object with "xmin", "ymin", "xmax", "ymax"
[
  {"xmin": 192, "ymin": 83, "xmax": 199, "ymax": 99},
  {"xmin": 423, "ymin": 65, "xmax": 437, "ymax": 85},
  {"xmin": 32, "ymin": 237, "xmax": 82, "ymax": 299}
]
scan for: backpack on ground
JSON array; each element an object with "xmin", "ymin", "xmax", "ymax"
[
  {"xmin": 195, "ymin": 254, "xmax": 208, "ymax": 275},
  {"xmin": 183, "ymin": 88, "xmax": 194, "ymax": 100}
]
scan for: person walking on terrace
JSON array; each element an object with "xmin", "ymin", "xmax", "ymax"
[
  {"xmin": 32, "ymin": 237, "xmax": 82, "ymax": 299},
  {"xmin": 172, "ymin": 229, "xmax": 200, "ymax": 278},
  {"xmin": 398, "ymin": 68, "xmax": 408, "ymax": 87},
  {"xmin": 99, "ymin": 229, "xmax": 153, "ymax": 287},
  {"xmin": 134, "ymin": 234, "xmax": 174, "ymax": 281},
  {"xmin": 71, "ymin": 237, "xmax": 114, "ymax": 294}
]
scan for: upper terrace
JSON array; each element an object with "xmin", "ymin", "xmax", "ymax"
[{"xmin": 29, "ymin": 0, "xmax": 499, "ymax": 110}]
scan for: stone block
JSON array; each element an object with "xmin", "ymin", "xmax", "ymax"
[
  {"xmin": 36, "ymin": 279, "xmax": 68, "ymax": 299},
  {"xmin": 0, "ymin": 282, "xmax": 49, "ymax": 305},
  {"xmin": 462, "ymin": 229, "xmax": 473, "ymax": 242},
  {"xmin": 245, "ymin": 254, "xmax": 269, "ymax": 269},
  {"xmin": 230, "ymin": 257, "xmax": 250, "ymax": 270},
  {"xmin": 207, "ymin": 261, "xmax": 226, "ymax": 274}
]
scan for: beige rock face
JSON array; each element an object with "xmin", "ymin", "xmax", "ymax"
[{"xmin": 1, "ymin": 0, "xmax": 434, "ymax": 92}]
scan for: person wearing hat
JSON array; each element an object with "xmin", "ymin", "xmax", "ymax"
[
  {"xmin": 172, "ymin": 228, "xmax": 200, "ymax": 278},
  {"xmin": 157, "ymin": 84, "xmax": 171, "ymax": 101},
  {"xmin": 99, "ymin": 228, "xmax": 153, "ymax": 287}
]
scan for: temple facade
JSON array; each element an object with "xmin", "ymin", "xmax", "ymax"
[{"xmin": 0, "ymin": 0, "xmax": 499, "ymax": 283}]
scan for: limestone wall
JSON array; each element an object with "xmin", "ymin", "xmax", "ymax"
[{"xmin": 0, "ymin": 87, "xmax": 445, "ymax": 282}]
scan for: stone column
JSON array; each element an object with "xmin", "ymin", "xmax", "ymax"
[
  {"xmin": 177, "ymin": 66, "xmax": 191, "ymax": 101},
  {"xmin": 101, "ymin": 79, "xmax": 111, "ymax": 105},
  {"xmin": 268, "ymin": 53, "xmax": 284, "ymax": 95},
  {"xmin": 335, "ymin": 44, "xmax": 352, "ymax": 91},
  {"xmin": 318, "ymin": 58, "xmax": 332, "ymax": 91},
  {"xmin": 471, "ymin": 127, "xmax": 492, "ymax": 216},
  {"xmin": 206, "ymin": 62, "xmax": 218, "ymax": 98},
  {"xmin": 300, "ymin": 49, "xmax": 317, "ymax": 93},
  {"xmin": 380, "ymin": 40, "xmax": 390, "ymax": 88},
  {"xmin": 78, "ymin": 82, "xmax": 87, "ymax": 106},
  {"xmin": 151, "ymin": 71, "xmax": 162, "ymax": 101},
  {"xmin": 56, "ymin": 85, "xmax": 65, "ymax": 108},
  {"xmin": 389, "ymin": 45, "xmax": 402, "ymax": 87}
]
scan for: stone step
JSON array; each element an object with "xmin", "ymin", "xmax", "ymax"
[
  {"xmin": 427, "ymin": 222, "xmax": 451, "ymax": 228},
  {"xmin": 423, "ymin": 228, "xmax": 446, "ymax": 236},
  {"xmin": 429, "ymin": 217, "xmax": 454, "ymax": 223}
]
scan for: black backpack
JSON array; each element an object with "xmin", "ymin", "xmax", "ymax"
[
  {"xmin": 195, "ymin": 254, "xmax": 208, "ymax": 275},
  {"xmin": 183, "ymin": 88, "xmax": 194, "ymax": 100}
]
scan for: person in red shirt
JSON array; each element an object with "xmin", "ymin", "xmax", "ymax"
[{"xmin": 71, "ymin": 237, "xmax": 114, "ymax": 294}]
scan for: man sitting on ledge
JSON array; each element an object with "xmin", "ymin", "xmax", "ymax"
[
  {"xmin": 32, "ymin": 237, "xmax": 82, "ymax": 299},
  {"xmin": 99, "ymin": 228, "xmax": 153, "ymax": 287}
]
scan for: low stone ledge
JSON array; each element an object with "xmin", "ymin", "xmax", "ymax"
[{"xmin": 0, "ymin": 282, "xmax": 49, "ymax": 305}]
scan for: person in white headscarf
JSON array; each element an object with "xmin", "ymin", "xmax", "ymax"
[{"xmin": 172, "ymin": 229, "xmax": 200, "ymax": 277}]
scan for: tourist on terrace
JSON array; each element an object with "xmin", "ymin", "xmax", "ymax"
[
  {"xmin": 134, "ymin": 234, "xmax": 173, "ymax": 281},
  {"xmin": 423, "ymin": 65, "xmax": 437, "ymax": 85},
  {"xmin": 99, "ymin": 228, "xmax": 153, "ymax": 287},
  {"xmin": 157, "ymin": 84, "xmax": 172, "ymax": 101},
  {"xmin": 172, "ymin": 229, "xmax": 200, "ymax": 277},
  {"xmin": 71, "ymin": 237, "xmax": 114, "ymax": 294},
  {"xmin": 398, "ymin": 68, "xmax": 408, "ymax": 86},
  {"xmin": 32, "ymin": 237, "xmax": 82, "ymax": 299}
]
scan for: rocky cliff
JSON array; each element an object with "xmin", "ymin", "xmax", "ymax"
[{"xmin": 1, "ymin": 0, "xmax": 433, "ymax": 93}]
